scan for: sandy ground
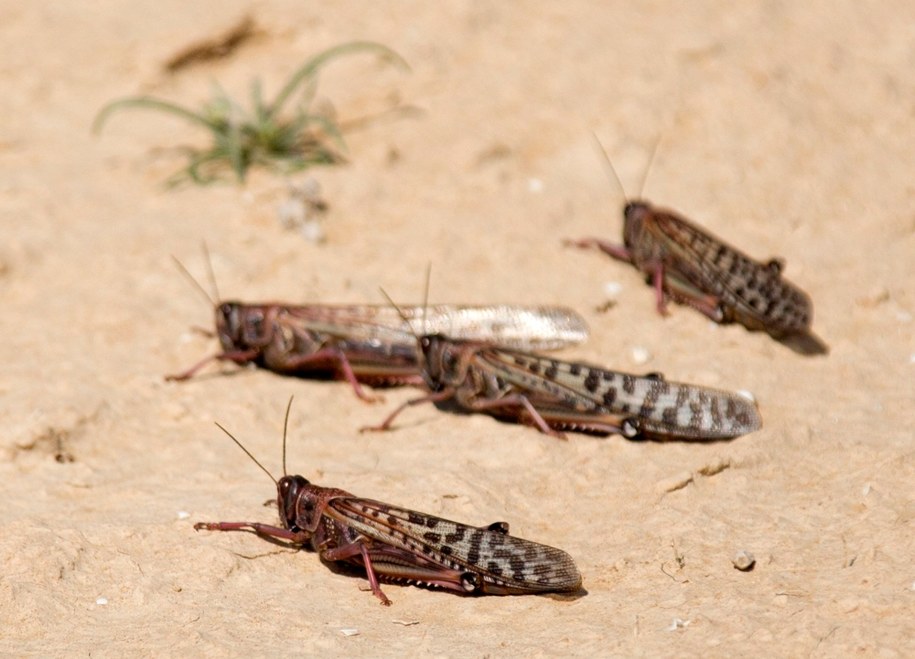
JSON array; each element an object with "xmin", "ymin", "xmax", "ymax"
[{"xmin": 2, "ymin": 2, "xmax": 913, "ymax": 656}]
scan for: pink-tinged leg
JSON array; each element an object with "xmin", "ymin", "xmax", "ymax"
[
  {"xmin": 360, "ymin": 389, "xmax": 456, "ymax": 433},
  {"xmin": 165, "ymin": 349, "xmax": 260, "ymax": 381},
  {"xmin": 680, "ymin": 294, "xmax": 725, "ymax": 322},
  {"xmin": 651, "ymin": 263, "xmax": 669, "ymax": 316},
  {"xmin": 661, "ymin": 278, "xmax": 725, "ymax": 322},
  {"xmin": 564, "ymin": 237, "xmax": 634, "ymax": 263},
  {"xmin": 467, "ymin": 394, "xmax": 567, "ymax": 440},
  {"xmin": 280, "ymin": 347, "xmax": 381, "ymax": 402},
  {"xmin": 194, "ymin": 521, "xmax": 310, "ymax": 544},
  {"xmin": 321, "ymin": 541, "xmax": 392, "ymax": 606}
]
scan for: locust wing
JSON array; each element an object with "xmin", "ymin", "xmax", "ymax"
[
  {"xmin": 648, "ymin": 211, "xmax": 813, "ymax": 335},
  {"xmin": 285, "ymin": 304, "xmax": 589, "ymax": 351},
  {"xmin": 325, "ymin": 496, "xmax": 582, "ymax": 594}
]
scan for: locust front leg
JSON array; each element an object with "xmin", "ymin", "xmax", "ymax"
[
  {"xmin": 193, "ymin": 521, "xmax": 311, "ymax": 544},
  {"xmin": 359, "ymin": 389, "xmax": 456, "ymax": 433},
  {"xmin": 166, "ymin": 349, "xmax": 261, "ymax": 381},
  {"xmin": 563, "ymin": 237, "xmax": 634, "ymax": 263}
]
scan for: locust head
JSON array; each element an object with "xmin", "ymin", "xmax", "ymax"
[
  {"xmin": 417, "ymin": 334, "xmax": 455, "ymax": 391},
  {"xmin": 277, "ymin": 474, "xmax": 319, "ymax": 533},
  {"xmin": 216, "ymin": 302, "xmax": 274, "ymax": 352},
  {"xmin": 215, "ymin": 302, "xmax": 243, "ymax": 351}
]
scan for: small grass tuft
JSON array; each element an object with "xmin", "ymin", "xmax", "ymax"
[{"xmin": 93, "ymin": 41, "xmax": 408, "ymax": 185}]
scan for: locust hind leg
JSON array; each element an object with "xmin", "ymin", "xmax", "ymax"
[
  {"xmin": 461, "ymin": 392, "xmax": 567, "ymax": 440},
  {"xmin": 166, "ymin": 349, "xmax": 261, "ymax": 381},
  {"xmin": 651, "ymin": 268, "xmax": 728, "ymax": 323},
  {"xmin": 276, "ymin": 346, "xmax": 383, "ymax": 402},
  {"xmin": 320, "ymin": 540, "xmax": 393, "ymax": 605}
]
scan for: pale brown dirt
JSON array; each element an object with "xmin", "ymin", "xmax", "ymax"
[{"xmin": 1, "ymin": 2, "xmax": 914, "ymax": 657}]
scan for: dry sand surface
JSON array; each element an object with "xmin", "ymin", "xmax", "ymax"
[{"xmin": 2, "ymin": 2, "xmax": 914, "ymax": 656}]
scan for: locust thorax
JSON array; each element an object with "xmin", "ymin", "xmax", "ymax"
[{"xmin": 277, "ymin": 475, "xmax": 317, "ymax": 532}]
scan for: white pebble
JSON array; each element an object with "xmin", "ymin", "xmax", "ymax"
[
  {"xmin": 96, "ymin": 597, "xmax": 108, "ymax": 606},
  {"xmin": 666, "ymin": 618, "xmax": 690, "ymax": 631},
  {"xmin": 630, "ymin": 346, "xmax": 651, "ymax": 365},
  {"xmin": 277, "ymin": 198, "xmax": 306, "ymax": 229},
  {"xmin": 732, "ymin": 550, "xmax": 756, "ymax": 571},
  {"xmin": 602, "ymin": 281, "xmax": 623, "ymax": 298},
  {"xmin": 340, "ymin": 628, "xmax": 359, "ymax": 637},
  {"xmin": 177, "ymin": 511, "xmax": 190, "ymax": 520},
  {"xmin": 300, "ymin": 218, "xmax": 326, "ymax": 244}
]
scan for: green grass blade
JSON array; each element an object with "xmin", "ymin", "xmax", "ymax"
[
  {"xmin": 267, "ymin": 41, "xmax": 408, "ymax": 120},
  {"xmin": 92, "ymin": 97, "xmax": 218, "ymax": 134}
]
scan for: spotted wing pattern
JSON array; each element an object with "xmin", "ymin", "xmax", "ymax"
[
  {"xmin": 480, "ymin": 349, "xmax": 762, "ymax": 439},
  {"xmin": 326, "ymin": 497, "xmax": 582, "ymax": 593},
  {"xmin": 649, "ymin": 211, "xmax": 813, "ymax": 335}
]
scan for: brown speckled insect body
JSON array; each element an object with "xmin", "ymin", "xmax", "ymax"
[{"xmin": 196, "ymin": 403, "xmax": 583, "ymax": 605}]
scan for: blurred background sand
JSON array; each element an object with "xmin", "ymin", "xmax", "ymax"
[{"xmin": 1, "ymin": 2, "xmax": 912, "ymax": 655}]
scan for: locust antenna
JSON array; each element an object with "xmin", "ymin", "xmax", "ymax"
[
  {"xmin": 421, "ymin": 263, "xmax": 431, "ymax": 337},
  {"xmin": 591, "ymin": 132, "xmax": 627, "ymax": 203},
  {"xmin": 214, "ymin": 422, "xmax": 278, "ymax": 485},
  {"xmin": 171, "ymin": 256, "xmax": 216, "ymax": 307},
  {"xmin": 281, "ymin": 395, "xmax": 293, "ymax": 477},
  {"xmin": 636, "ymin": 135, "xmax": 663, "ymax": 200},
  {"xmin": 379, "ymin": 287, "xmax": 418, "ymax": 339},
  {"xmin": 201, "ymin": 242, "xmax": 221, "ymax": 303}
]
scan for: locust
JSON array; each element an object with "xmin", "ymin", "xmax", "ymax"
[
  {"xmin": 364, "ymin": 332, "xmax": 762, "ymax": 441},
  {"xmin": 166, "ymin": 260, "xmax": 589, "ymax": 401},
  {"xmin": 195, "ymin": 400, "xmax": 583, "ymax": 605},
  {"xmin": 565, "ymin": 137, "xmax": 827, "ymax": 355}
]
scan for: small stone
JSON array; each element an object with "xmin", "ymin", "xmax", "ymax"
[
  {"xmin": 631, "ymin": 346, "xmax": 651, "ymax": 365},
  {"xmin": 96, "ymin": 597, "xmax": 108, "ymax": 606},
  {"xmin": 666, "ymin": 618, "xmax": 690, "ymax": 631},
  {"xmin": 602, "ymin": 281, "xmax": 623, "ymax": 298},
  {"xmin": 732, "ymin": 550, "xmax": 756, "ymax": 571}
]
